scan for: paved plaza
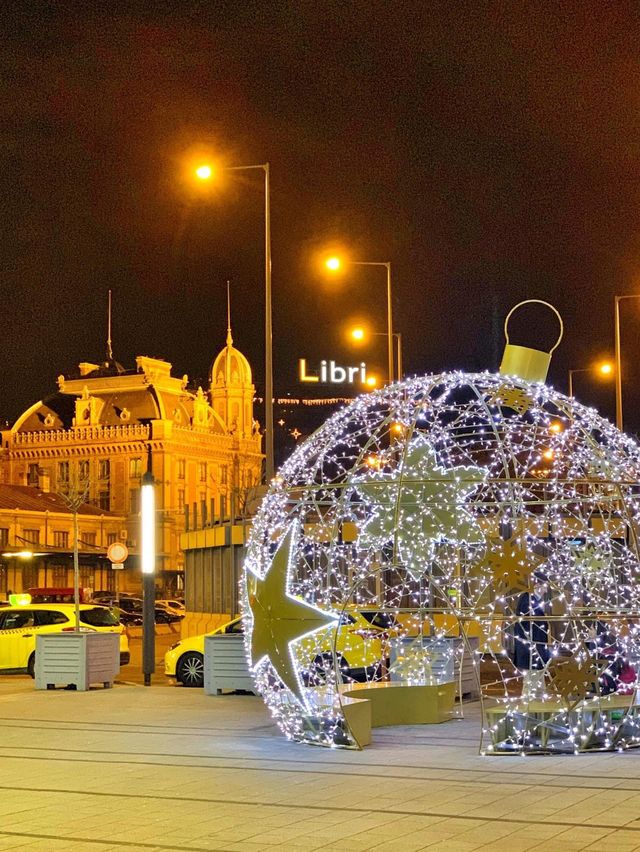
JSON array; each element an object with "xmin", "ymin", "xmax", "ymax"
[{"xmin": 1, "ymin": 678, "xmax": 640, "ymax": 851}]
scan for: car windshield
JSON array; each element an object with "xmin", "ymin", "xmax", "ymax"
[
  {"xmin": 360, "ymin": 611, "xmax": 398, "ymax": 629},
  {"xmin": 80, "ymin": 607, "xmax": 119, "ymax": 627}
]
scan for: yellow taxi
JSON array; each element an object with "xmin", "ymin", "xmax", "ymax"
[
  {"xmin": 0, "ymin": 601, "xmax": 130, "ymax": 676},
  {"xmin": 165, "ymin": 609, "xmax": 398, "ymax": 688}
]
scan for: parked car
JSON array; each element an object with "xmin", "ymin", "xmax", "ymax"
[
  {"xmin": 0, "ymin": 602, "xmax": 130, "ymax": 675},
  {"xmin": 164, "ymin": 610, "xmax": 399, "ymax": 688},
  {"xmin": 155, "ymin": 599, "xmax": 185, "ymax": 618}
]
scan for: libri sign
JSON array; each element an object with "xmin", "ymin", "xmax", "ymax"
[{"xmin": 299, "ymin": 359, "xmax": 368, "ymax": 385}]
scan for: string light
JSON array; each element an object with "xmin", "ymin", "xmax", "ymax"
[{"xmin": 242, "ymin": 371, "xmax": 640, "ymax": 752}]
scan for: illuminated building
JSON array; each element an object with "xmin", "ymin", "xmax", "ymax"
[
  {"xmin": 0, "ymin": 482, "xmax": 126, "ymax": 597},
  {"xmin": 0, "ymin": 326, "xmax": 262, "ymax": 595}
]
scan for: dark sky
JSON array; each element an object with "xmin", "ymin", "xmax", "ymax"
[{"xmin": 2, "ymin": 1, "xmax": 640, "ymax": 434}]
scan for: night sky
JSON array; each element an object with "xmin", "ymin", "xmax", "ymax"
[{"xmin": 2, "ymin": 2, "xmax": 640, "ymax": 437}]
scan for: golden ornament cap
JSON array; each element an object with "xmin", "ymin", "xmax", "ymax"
[{"xmin": 499, "ymin": 299, "xmax": 563, "ymax": 383}]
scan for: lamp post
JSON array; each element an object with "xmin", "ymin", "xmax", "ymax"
[
  {"xmin": 140, "ymin": 452, "xmax": 156, "ymax": 687},
  {"xmin": 350, "ymin": 327, "xmax": 403, "ymax": 381},
  {"xmin": 326, "ymin": 258, "xmax": 394, "ymax": 385},
  {"xmin": 568, "ymin": 362, "xmax": 613, "ymax": 400},
  {"xmin": 614, "ymin": 295, "xmax": 640, "ymax": 431},
  {"xmin": 195, "ymin": 162, "xmax": 274, "ymax": 481}
]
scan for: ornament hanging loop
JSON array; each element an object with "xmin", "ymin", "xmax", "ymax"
[{"xmin": 500, "ymin": 299, "xmax": 564, "ymax": 383}]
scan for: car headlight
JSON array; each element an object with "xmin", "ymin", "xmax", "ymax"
[{"xmin": 168, "ymin": 641, "xmax": 182, "ymax": 651}]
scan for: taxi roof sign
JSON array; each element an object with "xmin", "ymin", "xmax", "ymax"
[{"xmin": 9, "ymin": 593, "xmax": 31, "ymax": 606}]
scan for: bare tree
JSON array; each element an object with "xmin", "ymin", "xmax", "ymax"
[{"xmin": 57, "ymin": 469, "xmax": 90, "ymax": 631}]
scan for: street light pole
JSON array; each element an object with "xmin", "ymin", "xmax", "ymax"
[
  {"xmin": 568, "ymin": 368, "xmax": 585, "ymax": 400},
  {"xmin": 614, "ymin": 294, "xmax": 640, "ymax": 432},
  {"xmin": 359, "ymin": 330, "xmax": 403, "ymax": 381},
  {"xmin": 352, "ymin": 261, "xmax": 394, "ymax": 385},
  {"xmin": 205, "ymin": 163, "xmax": 274, "ymax": 482},
  {"xmin": 395, "ymin": 332, "xmax": 403, "ymax": 381},
  {"xmin": 140, "ymin": 450, "xmax": 156, "ymax": 687}
]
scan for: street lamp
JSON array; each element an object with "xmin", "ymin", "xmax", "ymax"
[
  {"xmin": 140, "ymin": 452, "xmax": 156, "ymax": 687},
  {"xmin": 195, "ymin": 162, "xmax": 274, "ymax": 482},
  {"xmin": 349, "ymin": 326, "xmax": 403, "ymax": 381},
  {"xmin": 325, "ymin": 257, "xmax": 394, "ymax": 386},
  {"xmin": 614, "ymin": 295, "xmax": 640, "ymax": 431},
  {"xmin": 568, "ymin": 361, "xmax": 614, "ymax": 400}
]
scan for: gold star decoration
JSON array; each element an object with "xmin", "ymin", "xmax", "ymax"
[
  {"xmin": 548, "ymin": 649, "xmax": 610, "ymax": 708},
  {"xmin": 247, "ymin": 523, "xmax": 338, "ymax": 703},
  {"xmin": 482, "ymin": 536, "xmax": 545, "ymax": 593},
  {"xmin": 356, "ymin": 439, "xmax": 487, "ymax": 580},
  {"xmin": 486, "ymin": 384, "xmax": 533, "ymax": 416}
]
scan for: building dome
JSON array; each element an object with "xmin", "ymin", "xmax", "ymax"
[{"xmin": 210, "ymin": 330, "xmax": 253, "ymax": 389}]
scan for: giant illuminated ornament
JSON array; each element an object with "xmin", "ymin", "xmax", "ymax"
[{"xmin": 243, "ymin": 302, "xmax": 640, "ymax": 752}]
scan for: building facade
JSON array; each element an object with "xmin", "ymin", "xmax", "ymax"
[
  {"xmin": 0, "ymin": 482, "xmax": 126, "ymax": 598},
  {"xmin": 0, "ymin": 330, "xmax": 262, "ymax": 595}
]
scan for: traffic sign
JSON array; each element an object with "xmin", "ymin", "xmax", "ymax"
[
  {"xmin": 107, "ymin": 542, "xmax": 129, "ymax": 564},
  {"xmin": 111, "ymin": 562, "xmax": 124, "ymax": 570}
]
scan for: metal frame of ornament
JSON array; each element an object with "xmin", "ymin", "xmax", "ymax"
[{"xmin": 243, "ymin": 371, "xmax": 640, "ymax": 753}]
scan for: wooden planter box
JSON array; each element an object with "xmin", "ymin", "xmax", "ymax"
[
  {"xmin": 35, "ymin": 632, "xmax": 120, "ymax": 691},
  {"xmin": 204, "ymin": 633, "xmax": 255, "ymax": 695}
]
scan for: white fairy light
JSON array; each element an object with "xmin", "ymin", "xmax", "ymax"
[{"xmin": 242, "ymin": 371, "xmax": 640, "ymax": 752}]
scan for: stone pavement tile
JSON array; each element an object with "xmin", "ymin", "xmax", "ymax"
[
  {"xmin": 373, "ymin": 835, "xmax": 439, "ymax": 852},
  {"xmin": 532, "ymin": 825, "xmax": 615, "ymax": 850},
  {"xmin": 583, "ymin": 829, "xmax": 640, "ymax": 851},
  {"xmin": 446, "ymin": 820, "xmax": 521, "ymax": 845}
]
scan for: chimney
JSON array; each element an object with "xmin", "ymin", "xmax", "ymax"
[{"xmin": 38, "ymin": 467, "xmax": 51, "ymax": 493}]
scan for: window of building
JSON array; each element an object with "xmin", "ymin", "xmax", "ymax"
[
  {"xmin": 80, "ymin": 567, "xmax": 93, "ymax": 589},
  {"xmin": 53, "ymin": 530, "xmax": 69, "ymax": 549},
  {"xmin": 51, "ymin": 565, "xmax": 67, "ymax": 586},
  {"xmin": 23, "ymin": 529, "xmax": 40, "ymax": 545},
  {"xmin": 98, "ymin": 460, "xmax": 110, "ymax": 480},
  {"xmin": 107, "ymin": 532, "xmax": 117, "ymax": 546},
  {"xmin": 82, "ymin": 532, "xmax": 96, "ymax": 547},
  {"xmin": 199, "ymin": 462, "xmax": 207, "ymax": 482},
  {"xmin": 129, "ymin": 457, "xmax": 142, "ymax": 478},
  {"xmin": 130, "ymin": 489, "xmax": 140, "ymax": 515},
  {"xmin": 0, "ymin": 529, "xmax": 8, "ymax": 548},
  {"xmin": 79, "ymin": 460, "xmax": 90, "ymax": 481},
  {"xmin": 177, "ymin": 490, "xmax": 185, "ymax": 512},
  {"xmin": 21, "ymin": 564, "xmax": 38, "ymax": 589},
  {"xmin": 27, "ymin": 463, "xmax": 39, "ymax": 486},
  {"xmin": 178, "ymin": 459, "xmax": 186, "ymax": 480},
  {"xmin": 98, "ymin": 490, "xmax": 110, "ymax": 511},
  {"xmin": 57, "ymin": 461, "xmax": 69, "ymax": 485}
]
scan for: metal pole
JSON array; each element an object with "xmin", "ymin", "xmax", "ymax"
[
  {"xmin": 396, "ymin": 332, "xmax": 403, "ymax": 381},
  {"xmin": 386, "ymin": 263, "xmax": 393, "ymax": 386},
  {"xmin": 615, "ymin": 296, "xmax": 623, "ymax": 431},
  {"xmin": 142, "ymin": 572, "xmax": 155, "ymax": 687},
  {"xmin": 141, "ymin": 454, "xmax": 156, "ymax": 687},
  {"xmin": 73, "ymin": 509, "xmax": 80, "ymax": 631},
  {"xmin": 264, "ymin": 164, "xmax": 274, "ymax": 481},
  {"xmin": 222, "ymin": 163, "xmax": 274, "ymax": 481},
  {"xmin": 568, "ymin": 370, "xmax": 574, "ymax": 400}
]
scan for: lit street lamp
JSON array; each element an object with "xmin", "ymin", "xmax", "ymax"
[
  {"xmin": 614, "ymin": 295, "xmax": 640, "ymax": 432},
  {"xmin": 349, "ymin": 326, "xmax": 403, "ymax": 381},
  {"xmin": 195, "ymin": 162, "xmax": 274, "ymax": 482},
  {"xmin": 325, "ymin": 257, "xmax": 394, "ymax": 386},
  {"xmin": 568, "ymin": 361, "xmax": 613, "ymax": 400},
  {"xmin": 141, "ymin": 453, "xmax": 156, "ymax": 687}
]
